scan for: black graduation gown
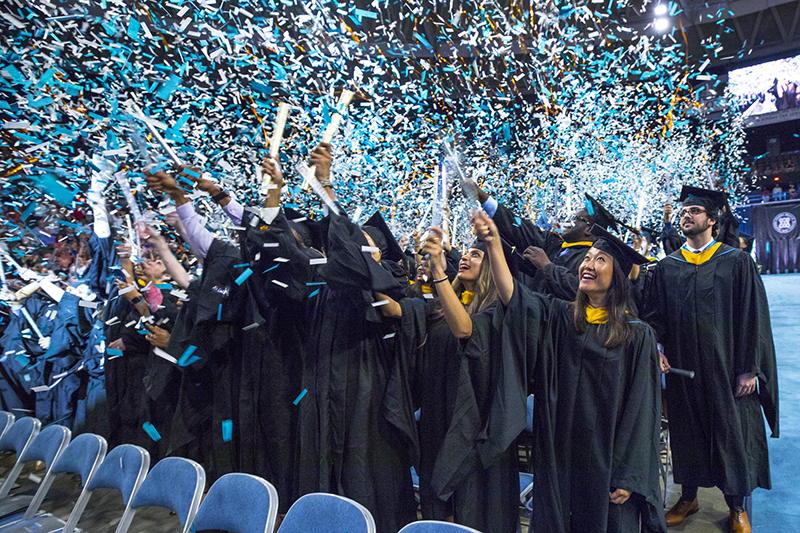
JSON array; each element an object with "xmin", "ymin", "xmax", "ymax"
[
  {"xmin": 642, "ymin": 243, "xmax": 779, "ymax": 495},
  {"xmin": 237, "ymin": 208, "xmax": 321, "ymax": 513},
  {"xmin": 139, "ymin": 291, "xmax": 181, "ymax": 462},
  {"xmin": 167, "ymin": 238, "xmax": 245, "ymax": 482},
  {"xmin": 297, "ymin": 210, "xmax": 417, "ymax": 533},
  {"xmin": 492, "ymin": 202, "xmax": 587, "ymax": 299},
  {"xmin": 397, "ymin": 298, "xmax": 520, "ymax": 533},
  {"xmin": 491, "ymin": 282, "xmax": 666, "ymax": 533},
  {"xmin": 104, "ymin": 295, "xmax": 151, "ymax": 449}
]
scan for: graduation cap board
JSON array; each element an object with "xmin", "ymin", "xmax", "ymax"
[
  {"xmin": 362, "ymin": 211, "xmax": 404, "ymax": 263},
  {"xmin": 584, "ymin": 194, "xmax": 619, "ymax": 232},
  {"xmin": 590, "ymin": 224, "xmax": 649, "ymax": 276},
  {"xmin": 678, "ymin": 186, "xmax": 727, "ymax": 212}
]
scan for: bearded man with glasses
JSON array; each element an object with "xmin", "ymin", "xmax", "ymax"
[{"xmin": 643, "ymin": 186, "xmax": 779, "ymax": 533}]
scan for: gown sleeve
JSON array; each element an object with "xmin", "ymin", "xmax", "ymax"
[
  {"xmin": 609, "ymin": 323, "xmax": 668, "ymax": 533},
  {"xmin": 733, "ymin": 252, "xmax": 779, "ymax": 437},
  {"xmin": 660, "ymin": 223, "xmax": 684, "ymax": 256},
  {"xmin": 318, "ymin": 210, "xmax": 405, "ymax": 300},
  {"xmin": 475, "ymin": 281, "xmax": 556, "ymax": 467},
  {"xmin": 541, "ymin": 262, "xmax": 579, "ymax": 301}
]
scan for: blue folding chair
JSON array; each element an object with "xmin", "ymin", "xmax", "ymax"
[
  {"xmin": 277, "ymin": 493, "xmax": 376, "ymax": 533},
  {"xmin": 126, "ymin": 457, "xmax": 205, "ymax": 533},
  {"xmin": 398, "ymin": 521, "xmax": 483, "ymax": 533},
  {"xmin": 190, "ymin": 473, "xmax": 278, "ymax": 533},
  {"xmin": 0, "ymin": 414, "xmax": 14, "ymax": 442},
  {"xmin": 0, "ymin": 418, "xmax": 41, "ymax": 500},
  {"xmin": 86, "ymin": 444, "xmax": 150, "ymax": 533},
  {"xmin": 0, "ymin": 433, "xmax": 107, "ymax": 533},
  {"xmin": 0, "ymin": 424, "xmax": 69, "ymax": 521}
]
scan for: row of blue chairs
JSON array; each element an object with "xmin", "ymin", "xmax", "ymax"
[{"xmin": 0, "ymin": 412, "xmax": 485, "ymax": 533}]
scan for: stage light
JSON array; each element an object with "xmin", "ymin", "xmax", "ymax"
[
  {"xmin": 654, "ymin": 17, "xmax": 670, "ymax": 32},
  {"xmin": 774, "ymin": 176, "xmax": 780, "ymax": 181},
  {"xmin": 654, "ymin": 3, "xmax": 668, "ymax": 15}
]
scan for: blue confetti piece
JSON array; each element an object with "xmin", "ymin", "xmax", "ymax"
[
  {"xmin": 262, "ymin": 264, "xmax": 279, "ymax": 273},
  {"xmin": 142, "ymin": 422, "xmax": 162, "ymax": 442},
  {"xmin": 155, "ymin": 74, "xmax": 182, "ymax": 101},
  {"xmin": 233, "ymin": 263, "xmax": 248, "ymax": 268},
  {"xmin": 309, "ymin": 288, "xmax": 320, "ymax": 298},
  {"xmin": 585, "ymin": 198, "xmax": 594, "ymax": 215},
  {"xmin": 293, "ymin": 389, "xmax": 308, "ymax": 405},
  {"xmin": 217, "ymin": 304, "xmax": 222, "ymax": 321},
  {"xmin": 106, "ymin": 348, "xmax": 123, "ymax": 357},
  {"xmin": 222, "ymin": 419, "xmax": 233, "ymax": 442},
  {"xmin": 235, "ymin": 268, "xmax": 253, "ymax": 285},
  {"xmin": 126, "ymin": 17, "xmax": 140, "ymax": 40},
  {"xmin": 178, "ymin": 345, "xmax": 199, "ymax": 366}
]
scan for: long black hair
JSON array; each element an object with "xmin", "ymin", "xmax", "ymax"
[{"xmin": 572, "ymin": 257, "xmax": 637, "ymax": 348}]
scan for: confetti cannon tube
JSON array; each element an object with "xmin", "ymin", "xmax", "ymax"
[{"xmin": 303, "ymin": 90, "xmax": 354, "ymax": 190}]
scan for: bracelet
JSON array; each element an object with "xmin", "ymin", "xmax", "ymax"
[
  {"xmin": 432, "ymin": 276, "xmax": 449, "ymax": 284},
  {"xmin": 211, "ymin": 189, "xmax": 230, "ymax": 203},
  {"xmin": 318, "ymin": 179, "xmax": 333, "ymax": 188},
  {"xmin": 131, "ymin": 295, "xmax": 143, "ymax": 305}
]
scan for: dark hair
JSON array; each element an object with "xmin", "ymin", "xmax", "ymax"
[
  {"xmin": 572, "ymin": 257, "xmax": 636, "ymax": 348},
  {"xmin": 428, "ymin": 249, "xmax": 498, "ymax": 323}
]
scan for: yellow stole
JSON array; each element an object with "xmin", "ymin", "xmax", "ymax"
[
  {"xmin": 460, "ymin": 291, "xmax": 475, "ymax": 305},
  {"xmin": 562, "ymin": 241, "xmax": 594, "ymax": 249},
  {"xmin": 586, "ymin": 306, "xmax": 608, "ymax": 324},
  {"xmin": 680, "ymin": 242, "xmax": 722, "ymax": 265},
  {"xmin": 421, "ymin": 285, "xmax": 433, "ymax": 294}
]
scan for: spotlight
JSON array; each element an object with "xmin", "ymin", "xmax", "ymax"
[
  {"xmin": 654, "ymin": 3, "xmax": 668, "ymax": 15},
  {"xmin": 654, "ymin": 17, "xmax": 670, "ymax": 32}
]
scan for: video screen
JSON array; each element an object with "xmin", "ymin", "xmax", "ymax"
[{"xmin": 728, "ymin": 54, "xmax": 800, "ymax": 117}]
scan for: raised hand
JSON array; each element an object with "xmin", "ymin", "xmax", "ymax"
[
  {"xmin": 472, "ymin": 210, "xmax": 498, "ymax": 243},
  {"xmin": 308, "ymin": 143, "xmax": 333, "ymax": 182},
  {"xmin": 420, "ymin": 227, "xmax": 447, "ymax": 275}
]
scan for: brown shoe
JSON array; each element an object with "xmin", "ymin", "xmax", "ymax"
[
  {"xmin": 665, "ymin": 497, "xmax": 699, "ymax": 527},
  {"xmin": 729, "ymin": 507, "xmax": 751, "ymax": 533}
]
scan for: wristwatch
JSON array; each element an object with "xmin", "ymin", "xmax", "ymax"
[
  {"xmin": 131, "ymin": 295, "xmax": 143, "ymax": 305},
  {"xmin": 211, "ymin": 189, "xmax": 230, "ymax": 203}
]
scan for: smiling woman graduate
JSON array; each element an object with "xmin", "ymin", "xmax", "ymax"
[{"xmin": 472, "ymin": 211, "xmax": 667, "ymax": 533}]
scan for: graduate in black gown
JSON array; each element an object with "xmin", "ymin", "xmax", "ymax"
[
  {"xmin": 643, "ymin": 187, "xmax": 778, "ymax": 533},
  {"xmin": 473, "ymin": 210, "xmax": 667, "ymax": 533},
  {"xmin": 144, "ymin": 166, "xmax": 244, "ymax": 482},
  {"xmin": 377, "ymin": 226, "xmax": 519, "ymax": 533}
]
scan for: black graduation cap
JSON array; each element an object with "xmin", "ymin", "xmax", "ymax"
[
  {"xmin": 678, "ymin": 186, "xmax": 727, "ymax": 212},
  {"xmin": 284, "ymin": 207, "xmax": 313, "ymax": 247},
  {"xmin": 590, "ymin": 224, "xmax": 649, "ymax": 276},
  {"xmin": 584, "ymin": 194, "xmax": 619, "ymax": 232},
  {"xmin": 362, "ymin": 211, "xmax": 404, "ymax": 263}
]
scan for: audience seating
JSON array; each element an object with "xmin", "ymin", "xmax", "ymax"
[{"xmin": 0, "ymin": 433, "xmax": 106, "ymax": 533}]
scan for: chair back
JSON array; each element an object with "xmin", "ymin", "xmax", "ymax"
[
  {"xmin": 0, "ymin": 417, "xmax": 40, "ymax": 498},
  {"xmin": 191, "ymin": 473, "xmax": 278, "ymax": 533},
  {"xmin": 277, "ymin": 493, "xmax": 376, "ymax": 533},
  {"xmin": 129, "ymin": 457, "xmax": 205, "ymax": 533},
  {"xmin": 398, "ymin": 521, "xmax": 484, "ymax": 533},
  {"xmin": 18, "ymin": 425, "xmax": 71, "ymax": 519},
  {"xmin": 0, "ymin": 412, "xmax": 14, "ymax": 441},
  {"xmin": 46, "ymin": 433, "xmax": 108, "ymax": 531},
  {"xmin": 87, "ymin": 444, "xmax": 150, "ymax": 533}
]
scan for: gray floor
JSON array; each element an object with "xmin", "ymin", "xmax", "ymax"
[{"xmin": 2, "ymin": 273, "xmax": 798, "ymax": 533}]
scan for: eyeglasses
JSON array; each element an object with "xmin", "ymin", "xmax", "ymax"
[
  {"xmin": 679, "ymin": 207, "xmax": 707, "ymax": 218},
  {"xmin": 569, "ymin": 215, "xmax": 591, "ymax": 225}
]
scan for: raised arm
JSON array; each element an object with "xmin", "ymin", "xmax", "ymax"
[
  {"xmin": 423, "ymin": 227, "xmax": 473, "ymax": 339},
  {"xmin": 473, "ymin": 210, "xmax": 514, "ymax": 306},
  {"xmin": 140, "ymin": 225, "xmax": 190, "ymax": 290}
]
